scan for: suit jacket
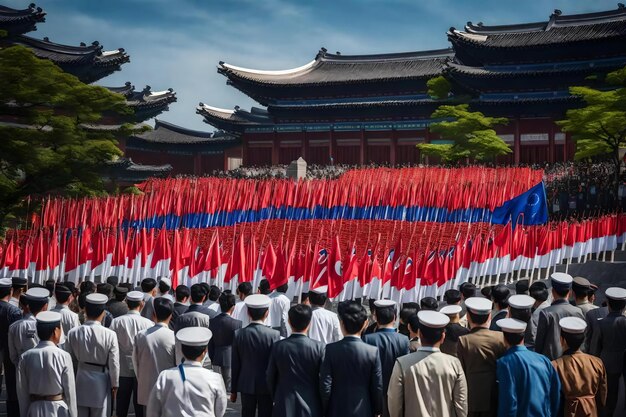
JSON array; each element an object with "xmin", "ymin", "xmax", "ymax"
[
  {"xmin": 387, "ymin": 348, "xmax": 467, "ymax": 417},
  {"xmin": 598, "ymin": 312, "xmax": 626, "ymax": 373},
  {"xmin": 489, "ymin": 310, "xmax": 508, "ymax": 332},
  {"xmin": 169, "ymin": 302, "xmax": 188, "ymax": 329},
  {"xmin": 231, "ymin": 323, "xmax": 280, "ymax": 395},
  {"xmin": 535, "ymin": 299, "xmax": 584, "ymax": 360},
  {"xmin": 187, "ymin": 303, "xmax": 218, "ymax": 319},
  {"xmin": 266, "ymin": 334, "xmax": 325, "ymax": 417},
  {"xmin": 585, "ymin": 307, "xmax": 608, "ymax": 356},
  {"xmin": 208, "ymin": 313, "xmax": 242, "ymax": 367},
  {"xmin": 173, "ymin": 304, "xmax": 216, "ymax": 332},
  {"xmin": 457, "ymin": 327, "xmax": 507, "ymax": 415},
  {"xmin": 440, "ymin": 323, "xmax": 470, "ymax": 357},
  {"xmin": 320, "ymin": 336, "xmax": 383, "ymax": 417},
  {"xmin": 363, "ymin": 328, "xmax": 409, "ymax": 394}
]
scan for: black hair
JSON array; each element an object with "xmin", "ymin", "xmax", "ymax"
[
  {"xmin": 45, "ymin": 279, "xmax": 56, "ymax": 296},
  {"xmin": 573, "ymin": 285, "xmax": 589, "ymax": 298},
  {"xmin": 55, "ymin": 287, "xmax": 72, "ymax": 304},
  {"xmin": 509, "ymin": 308, "xmax": 531, "ymax": 323},
  {"xmin": 218, "ymin": 293, "xmax": 236, "ymax": 312},
  {"xmin": 375, "ymin": 305, "xmax": 395, "ymax": 325},
  {"xmin": 552, "ymin": 287, "xmax": 570, "ymax": 298},
  {"xmin": 530, "ymin": 286, "xmax": 549, "ymax": 302},
  {"xmin": 608, "ymin": 298, "xmax": 626, "ymax": 312},
  {"xmin": 37, "ymin": 321, "xmax": 60, "ymax": 341},
  {"xmin": 420, "ymin": 297, "xmax": 438, "ymax": 311},
  {"xmin": 288, "ymin": 304, "xmax": 313, "ymax": 332},
  {"xmin": 208, "ymin": 285, "xmax": 221, "ymax": 302},
  {"xmin": 114, "ymin": 289, "xmax": 126, "ymax": 302},
  {"xmin": 158, "ymin": 280, "xmax": 171, "ymax": 295},
  {"xmin": 80, "ymin": 281, "xmax": 95, "ymax": 294},
  {"xmin": 492, "ymin": 285, "xmax": 510, "ymax": 308},
  {"xmin": 460, "ymin": 283, "xmax": 476, "ymax": 299},
  {"xmin": 407, "ymin": 314, "xmax": 420, "ymax": 333},
  {"xmin": 27, "ymin": 299, "xmax": 47, "ymax": 315},
  {"xmin": 258, "ymin": 279, "xmax": 271, "ymax": 295},
  {"xmin": 276, "ymin": 283, "xmax": 289, "ymax": 293},
  {"xmin": 85, "ymin": 303, "xmax": 105, "ymax": 319},
  {"xmin": 481, "ymin": 286, "xmax": 493, "ymax": 299},
  {"xmin": 309, "ymin": 291, "xmax": 327, "ymax": 307},
  {"xmin": 181, "ymin": 344, "xmax": 207, "ymax": 361},
  {"xmin": 106, "ymin": 276, "xmax": 119, "ymax": 287},
  {"xmin": 127, "ymin": 300, "xmax": 142, "ymax": 310},
  {"xmin": 418, "ymin": 324, "xmax": 445, "ymax": 345},
  {"xmin": 248, "ymin": 307, "xmax": 268, "ymax": 321},
  {"xmin": 337, "ymin": 301, "xmax": 368, "ymax": 334},
  {"xmin": 190, "ymin": 284, "xmax": 207, "ymax": 303},
  {"xmin": 503, "ymin": 332, "xmax": 524, "ymax": 346},
  {"xmin": 64, "ymin": 281, "xmax": 76, "ymax": 294},
  {"xmin": 0, "ymin": 287, "xmax": 11, "ymax": 298},
  {"xmin": 77, "ymin": 291, "xmax": 90, "ymax": 309},
  {"xmin": 97, "ymin": 283, "xmax": 114, "ymax": 298},
  {"xmin": 175, "ymin": 285, "xmax": 190, "ymax": 302},
  {"xmin": 300, "ymin": 292, "xmax": 309, "ymax": 304},
  {"xmin": 515, "ymin": 279, "xmax": 529, "ymax": 295},
  {"xmin": 562, "ymin": 332, "xmax": 585, "ymax": 351},
  {"xmin": 153, "ymin": 297, "xmax": 173, "ymax": 322},
  {"xmin": 400, "ymin": 303, "xmax": 419, "ymax": 323},
  {"xmin": 237, "ymin": 282, "xmax": 253, "ymax": 297},
  {"xmin": 200, "ymin": 282, "xmax": 210, "ymax": 296},
  {"xmin": 140, "ymin": 278, "xmax": 157, "ymax": 293},
  {"xmin": 444, "ymin": 289, "xmax": 462, "ymax": 305},
  {"xmin": 468, "ymin": 310, "xmax": 490, "ymax": 326}
]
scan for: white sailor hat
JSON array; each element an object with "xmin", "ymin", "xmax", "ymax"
[
  {"xmin": 36, "ymin": 311, "xmax": 62, "ymax": 324},
  {"xmin": 465, "ymin": 297, "xmax": 492, "ymax": 315},
  {"xmin": 417, "ymin": 310, "xmax": 450, "ymax": 328},
  {"xmin": 0, "ymin": 278, "xmax": 12, "ymax": 288},
  {"xmin": 605, "ymin": 287, "xmax": 626, "ymax": 301},
  {"xmin": 559, "ymin": 317, "xmax": 587, "ymax": 334},
  {"xmin": 126, "ymin": 291, "xmax": 144, "ymax": 302},
  {"xmin": 508, "ymin": 295, "xmax": 535, "ymax": 310},
  {"xmin": 25, "ymin": 287, "xmax": 49, "ymax": 301},
  {"xmin": 86, "ymin": 293, "xmax": 108, "ymax": 305},
  {"xmin": 551, "ymin": 272, "xmax": 573, "ymax": 290},
  {"xmin": 497, "ymin": 318, "xmax": 527, "ymax": 333},
  {"xmin": 176, "ymin": 327, "xmax": 212, "ymax": 346},
  {"xmin": 374, "ymin": 299, "xmax": 396, "ymax": 308},
  {"xmin": 439, "ymin": 305, "xmax": 462, "ymax": 316},
  {"xmin": 245, "ymin": 294, "xmax": 271, "ymax": 309},
  {"xmin": 310, "ymin": 285, "xmax": 328, "ymax": 295},
  {"xmin": 159, "ymin": 277, "xmax": 172, "ymax": 288}
]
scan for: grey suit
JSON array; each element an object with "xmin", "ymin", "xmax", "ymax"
[
  {"xmin": 232, "ymin": 322, "xmax": 280, "ymax": 417},
  {"xmin": 266, "ymin": 334, "xmax": 325, "ymax": 417},
  {"xmin": 173, "ymin": 304, "xmax": 215, "ymax": 332},
  {"xmin": 169, "ymin": 302, "xmax": 188, "ymax": 329},
  {"xmin": 320, "ymin": 336, "xmax": 383, "ymax": 417},
  {"xmin": 585, "ymin": 306, "xmax": 608, "ymax": 356},
  {"xmin": 209, "ymin": 313, "xmax": 242, "ymax": 391},
  {"xmin": 598, "ymin": 311, "xmax": 626, "ymax": 416},
  {"xmin": 140, "ymin": 294, "xmax": 154, "ymax": 320},
  {"xmin": 534, "ymin": 299, "xmax": 584, "ymax": 360}
]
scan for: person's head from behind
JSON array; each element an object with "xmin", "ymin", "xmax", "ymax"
[
  {"xmin": 80, "ymin": 280, "xmax": 95, "ymax": 295},
  {"xmin": 444, "ymin": 289, "xmax": 462, "ymax": 306},
  {"xmin": 551, "ymin": 273, "xmax": 573, "ymax": 300},
  {"xmin": 218, "ymin": 293, "xmax": 237, "ymax": 314},
  {"xmin": 25, "ymin": 288, "xmax": 49, "ymax": 316},
  {"xmin": 276, "ymin": 283, "xmax": 288, "ymax": 294},
  {"xmin": 237, "ymin": 282, "xmax": 253, "ymax": 300},
  {"xmin": 158, "ymin": 278, "xmax": 171, "ymax": 295},
  {"xmin": 374, "ymin": 300, "xmax": 396, "ymax": 326},
  {"xmin": 84, "ymin": 293, "xmax": 108, "ymax": 321},
  {"xmin": 177, "ymin": 327, "xmax": 212, "ymax": 362},
  {"xmin": 54, "ymin": 285, "xmax": 73, "ymax": 305},
  {"xmin": 558, "ymin": 317, "xmax": 586, "ymax": 352},
  {"xmin": 308, "ymin": 287, "xmax": 328, "ymax": 307},
  {"xmin": 465, "ymin": 297, "xmax": 492, "ymax": 329},
  {"xmin": 499, "ymin": 318, "xmax": 526, "ymax": 347},
  {"xmin": 208, "ymin": 285, "xmax": 221, "ymax": 302},
  {"xmin": 491, "ymin": 285, "xmax": 510, "ymax": 310},
  {"xmin": 153, "ymin": 296, "xmax": 173, "ymax": 323},
  {"xmin": 481, "ymin": 286, "xmax": 493, "ymax": 299},
  {"xmin": 288, "ymin": 304, "xmax": 313, "ymax": 333},
  {"xmin": 36, "ymin": 312, "xmax": 62, "ymax": 345},
  {"xmin": 126, "ymin": 291, "xmax": 145, "ymax": 311},
  {"xmin": 460, "ymin": 282, "xmax": 476, "ymax": 300},
  {"xmin": 407, "ymin": 315, "xmax": 420, "ymax": 339},
  {"xmin": 190, "ymin": 283, "xmax": 207, "ymax": 304},
  {"xmin": 97, "ymin": 283, "xmax": 114, "ymax": 299},
  {"xmin": 529, "ymin": 281, "xmax": 549, "ymax": 306},
  {"xmin": 258, "ymin": 279, "xmax": 271, "ymax": 295},
  {"xmin": 399, "ymin": 302, "xmax": 419, "ymax": 325},
  {"xmin": 420, "ymin": 297, "xmax": 438, "ymax": 311},
  {"xmin": 245, "ymin": 294, "xmax": 271, "ymax": 322},
  {"xmin": 45, "ymin": 279, "xmax": 56, "ymax": 296},
  {"xmin": 515, "ymin": 279, "xmax": 529, "ymax": 296},
  {"xmin": 106, "ymin": 276, "xmax": 119, "ymax": 287},
  {"xmin": 140, "ymin": 278, "xmax": 157, "ymax": 296},
  {"xmin": 606, "ymin": 288, "xmax": 626, "ymax": 313},
  {"xmin": 337, "ymin": 301, "xmax": 368, "ymax": 336},
  {"xmin": 417, "ymin": 311, "xmax": 448, "ymax": 347},
  {"xmin": 175, "ymin": 285, "xmax": 190, "ymax": 303}
]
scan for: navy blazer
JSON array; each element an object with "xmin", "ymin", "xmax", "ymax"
[
  {"xmin": 363, "ymin": 328, "xmax": 409, "ymax": 393},
  {"xmin": 320, "ymin": 336, "xmax": 383, "ymax": 417},
  {"xmin": 266, "ymin": 334, "xmax": 325, "ymax": 417},
  {"xmin": 209, "ymin": 313, "xmax": 242, "ymax": 367},
  {"xmin": 232, "ymin": 323, "xmax": 280, "ymax": 395}
]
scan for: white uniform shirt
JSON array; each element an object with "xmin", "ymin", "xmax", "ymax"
[
  {"xmin": 308, "ymin": 307, "xmax": 342, "ymax": 345},
  {"xmin": 208, "ymin": 303, "xmax": 221, "ymax": 314},
  {"xmin": 8, "ymin": 314, "xmax": 38, "ymax": 365},
  {"xmin": 231, "ymin": 301, "xmax": 249, "ymax": 327},
  {"xmin": 9, "ymin": 297, "xmax": 20, "ymax": 308},
  {"xmin": 48, "ymin": 296, "xmax": 57, "ymax": 311},
  {"xmin": 65, "ymin": 321, "xmax": 120, "ymax": 410},
  {"xmin": 269, "ymin": 292, "xmax": 291, "ymax": 335},
  {"xmin": 110, "ymin": 311, "xmax": 154, "ymax": 377},
  {"xmin": 146, "ymin": 361, "xmax": 227, "ymax": 417},
  {"xmin": 51, "ymin": 304, "xmax": 81, "ymax": 338},
  {"xmin": 17, "ymin": 341, "xmax": 77, "ymax": 417},
  {"xmin": 133, "ymin": 323, "xmax": 177, "ymax": 406}
]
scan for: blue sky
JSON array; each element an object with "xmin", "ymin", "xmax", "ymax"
[{"xmin": 6, "ymin": 0, "xmax": 622, "ymax": 131}]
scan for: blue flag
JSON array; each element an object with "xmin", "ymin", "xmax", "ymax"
[{"xmin": 491, "ymin": 181, "xmax": 548, "ymax": 226}]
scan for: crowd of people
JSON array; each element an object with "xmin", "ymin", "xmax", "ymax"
[{"xmin": 1, "ymin": 272, "xmax": 624, "ymax": 417}]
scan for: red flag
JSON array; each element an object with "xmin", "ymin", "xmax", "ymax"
[
  {"xmin": 204, "ymin": 230, "xmax": 222, "ymax": 274},
  {"xmin": 262, "ymin": 242, "xmax": 278, "ymax": 281},
  {"xmin": 151, "ymin": 227, "xmax": 171, "ymax": 268},
  {"xmin": 343, "ymin": 242, "xmax": 359, "ymax": 283},
  {"xmin": 225, "ymin": 233, "xmax": 246, "ymax": 283},
  {"xmin": 327, "ymin": 236, "xmax": 343, "ymax": 298}
]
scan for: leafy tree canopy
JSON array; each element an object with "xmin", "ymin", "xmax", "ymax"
[{"xmin": 427, "ymin": 76, "xmax": 452, "ymax": 100}]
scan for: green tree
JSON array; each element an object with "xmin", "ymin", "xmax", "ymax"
[
  {"xmin": 0, "ymin": 45, "xmax": 131, "ymax": 226},
  {"xmin": 418, "ymin": 104, "xmax": 510, "ymax": 162},
  {"xmin": 427, "ymin": 76, "xmax": 452, "ymax": 100},
  {"xmin": 558, "ymin": 66, "xmax": 626, "ymax": 186}
]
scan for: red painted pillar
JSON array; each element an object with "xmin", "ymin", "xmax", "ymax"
[
  {"xmin": 359, "ymin": 129, "xmax": 365, "ymax": 166},
  {"xmin": 514, "ymin": 118, "xmax": 521, "ymax": 166},
  {"xmin": 272, "ymin": 131, "xmax": 279, "ymax": 165},
  {"xmin": 390, "ymin": 129, "xmax": 397, "ymax": 166}
]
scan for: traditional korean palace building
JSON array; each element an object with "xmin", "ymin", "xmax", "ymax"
[{"xmin": 198, "ymin": 5, "xmax": 626, "ymax": 167}]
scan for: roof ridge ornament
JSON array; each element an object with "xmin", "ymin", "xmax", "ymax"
[{"xmin": 619, "ymin": 3, "xmax": 625, "ymax": 9}]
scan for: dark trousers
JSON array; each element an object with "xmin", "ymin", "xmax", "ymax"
[
  {"xmin": 117, "ymin": 376, "xmax": 143, "ymax": 417},
  {"xmin": 605, "ymin": 371, "xmax": 626, "ymax": 417},
  {"xmin": 3, "ymin": 354, "xmax": 19, "ymax": 417},
  {"xmin": 241, "ymin": 393, "xmax": 272, "ymax": 417}
]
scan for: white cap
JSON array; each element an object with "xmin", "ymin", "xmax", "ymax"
[
  {"xmin": 176, "ymin": 327, "xmax": 212, "ymax": 346},
  {"xmin": 159, "ymin": 277, "xmax": 171, "ymax": 288},
  {"xmin": 417, "ymin": 310, "xmax": 450, "ymax": 328},
  {"xmin": 605, "ymin": 287, "xmax": 626, "ymax": 301},
  {"xmin": 465, "ymin": 297, "xmax": 492, "ymax": 314},
  {"xmin": 374, "ymin": 299, "xmax": 396, "ymax": 308},
  {"xmin": 36, "ymin": 311, "xmax": 62, "ymax": 324},
  {"xmin": 559, "ymin": 317, "xmax": 587, "ymax": 334},
  {"xmin": 126, "ymin": 291, "xmax": 144, "ymax": 302},
  {"xmin": 440, "ymin": 305, "xmax": 462, "ymax": 316},
  {"xmin": 310, "ymin": 286, "xmax": 328, "ymax": 295},
  {"xmin": 508, "ymin": 295, "xmax": 535, "ymax": 310},
  {"xmin": 0, "ymin": 278, "xmax": 12, "ymax": 288},
  {"xmin": 25, "ymin": 288, "xmax": 49, "ymax": 301},
  {"xmin": 86, "ymin": 293, "xmax": 108, "ymax": 305},
  {"xmin": 551, "ymin": 272, "xmax": 573, "ymax": 288},
  {"xmin": 497, "ymin": 318, "xmax": 527, "ymax": 333},
  {"xmin": 245, "ymin": 294, "xmax": 271, "ymax": 309}
]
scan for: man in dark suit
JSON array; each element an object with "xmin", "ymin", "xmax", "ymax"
[
  {"xmin": 320, "ymin": 300, "xmax": 383, "ymax": 417},
  {"xmin": 267, "ymin": 304, "xmax": 324, "ymax": 417},
  {"xmin": 363, "ymin": 300, "xmax": 409, "ymax": 417},
  {"xmin": 174, "ymin": 283, "xmax": 217, "ymax": 332},
  {"xmin": 585, "ymin": 305, "xmax": 608, "ymax": 356},
  {"xmin": 598, "ymin": 287, "xmax": 626, "ymax": 417},
  {"xmin": 209, "ymin": 292, "xmax": 242, "ymax": 392},
  {"xmin": 231, "ymin": 294, "xmax": 280, "ymax": 417},
  {"xmin": 489, "ymin": 284, "xmax": 510, "ymax": 332},
  {"xmin": 170, "ymin": 284, "xmax": 189, "ymax": 329}
]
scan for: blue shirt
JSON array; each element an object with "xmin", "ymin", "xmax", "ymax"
[{"xmin": 496, "ymin": 345, "xmax": 561, "ymax": 417}]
